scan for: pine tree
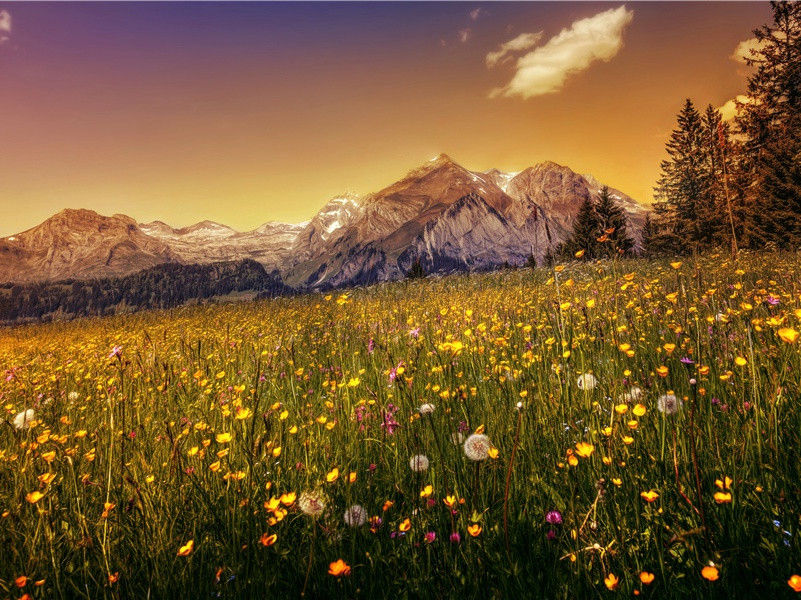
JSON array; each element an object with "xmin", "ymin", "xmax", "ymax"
[
  {"xmin": 640, "ymin": 213, "xmax": 657, "ymax": 258},
  {"xmin": 653, "ymin": 99, "xmax": 708, "ymax": 254},
  {"xmin": 594, "ymin": 186, "xmax": 635, "ymax": 257},
  {"xmin": 559, "ymin": 196, "xmax": 602, "ymax": 260},
  {"xmin": 406, "ymin": 259, "xmax": 426, "ymax": 279},
  {"xmin": 736, "ymin": 1, "xmax": 801, "ymax": 248}
]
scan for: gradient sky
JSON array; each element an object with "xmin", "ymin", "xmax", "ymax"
[{"xmin": 0, "ymin": 2, "xmax": 771, "ymax": 236}]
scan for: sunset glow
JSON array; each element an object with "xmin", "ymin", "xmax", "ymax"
[{"xmin": 0, "ymin": 2, "xmax": 770, "ymax": 236}]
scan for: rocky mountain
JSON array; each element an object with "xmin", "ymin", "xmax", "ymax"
[
  {"xmin": 0, "ymin": 209, "xmax": 178, "ymax": 283},
  {"xmin": 0, "ymin": 155, "xmax": 649, "ymax": 288},
  {"xmin": 283, "ymin": 154, "xmax": 647, "ymax": 289},
  {"xmin": 140, "ymin": 219, "xmax": 304, "ymax": 269}
]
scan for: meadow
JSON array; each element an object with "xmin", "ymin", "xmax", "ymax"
[{"xmin": 2, "ymin": 252, "xmax": 801, "ymax": 599}]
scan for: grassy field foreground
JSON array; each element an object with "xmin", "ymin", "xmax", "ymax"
[{"xmin": 2, "ymin": 253, "xmax": 801, "ymax": 598}]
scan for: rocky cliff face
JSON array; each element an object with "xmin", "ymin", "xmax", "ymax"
[
  {"xmin": 0, "ymin": 155, "xmax": 649, "ymax": 287},
  {"xmin": 0, "ymin": 209, "xmax": 178, "ymax": 283}
]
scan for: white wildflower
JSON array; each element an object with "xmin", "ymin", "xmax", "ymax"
[
  {"xmin": 13, "ymin": 408, "xmax": 35, "ymax": 430},
  {"xmin": 409, "ymin": 454, "xmax": 430, "ymax": 472},
  {"xmin": 343, "ymin": 504, "xmax": 367, "ymax": 527}
]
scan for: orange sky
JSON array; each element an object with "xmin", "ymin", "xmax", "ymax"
[{"xmin": 0, "ymin": 2, "xmax": 771, "ymax": 236}]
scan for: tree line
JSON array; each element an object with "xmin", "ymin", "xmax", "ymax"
[
  {"xmin": 555, "ymin": 2, "xmax": 800, "ymax": 261},
  {"xmin": 646, "ymin": 1, "xmax": 801, "ymax": 256},
  {"xmin": 0, "ymin": 259, "xmax": 291, "ymax": 324}
]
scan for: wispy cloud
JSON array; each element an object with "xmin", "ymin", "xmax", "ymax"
[
  {"xmin": 485, "ymin": 32, "xmax": 543, "ymax": 68},
  {"xmin": 458, "ymin": 28, "xmax": 472, "ymax": 44},
  {"xmin": 469, "ymin": 8, "xmax": 484, "ymax": 22},
  {"xmin": 488, "ymin": 5, "xmax": 634, "ymax": 100},
  {"xmin": 0, "ymin": 10, "xmax": 11, "ymax": 45}
]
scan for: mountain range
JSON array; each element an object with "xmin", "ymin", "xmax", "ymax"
[{"xmin": 0, "ymin": 154, "xmax": 648, "ymax": 288}]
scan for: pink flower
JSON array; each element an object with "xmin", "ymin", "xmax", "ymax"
[{"xmin": 424, "ymin": 531, "xmax": 436, "ymax": 544}]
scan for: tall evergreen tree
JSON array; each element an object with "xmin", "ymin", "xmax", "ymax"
[
  {"xmin": 558, "ymin": 196, "xmax": 602, "ymax": 260},
  {"xmin": 594, "ymin": 186, "xmax": 635, "ymax": 257},
  {"xmin": 653, "ymin": 99, "xmax": 708, "ymax": 253},
  {"xmin": 736, "ymin": 1, "xmax": 801, "ymax": 248}
]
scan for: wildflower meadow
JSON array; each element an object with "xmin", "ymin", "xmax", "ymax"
[{"xmin": 2, "ymin": 252, "xmax": 801, "ymax": 598}]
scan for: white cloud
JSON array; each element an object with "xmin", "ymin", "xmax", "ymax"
[
  {"xmin": 489, "ymin": 5, "xmax": 634, "ymax": 100},
  {"xmin": 458, "ymin": 28, "xmax": 472, "ymax": 44},
  {"xmin": 718, "ymin": 94, "xmax": 753, "ymax": 122},
  {"xmin": 470, "ymin": 8, "xmax": 483, "ymax": 22},
  {"xmin": 485, "ymin": 32, "xmax": 543, "ymax": 68},
  {"xmin": 732, "ymin": 37, "xmax": 763, "ymax": 64},
  {"xmin": 0, "ymin": 10, "xmax": 10, "ymax": 44}
]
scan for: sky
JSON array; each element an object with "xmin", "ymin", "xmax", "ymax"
[{"xmin": 0, "ymin": 2, "xmax": 771, "ymax": 236}]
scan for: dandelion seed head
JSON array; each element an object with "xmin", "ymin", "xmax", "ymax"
[{"xmin": 463, "ymin": 433, "xmax": 491, "ymax": 461}]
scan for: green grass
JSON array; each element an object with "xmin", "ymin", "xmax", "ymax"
[{"xmin": 1, "ymin": 251, "xmax": 801, "ymax": 598}]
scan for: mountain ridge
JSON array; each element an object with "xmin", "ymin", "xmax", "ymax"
[{"xmin": 1, "ymin": 155, "xmax": 649, "ymax": 287}]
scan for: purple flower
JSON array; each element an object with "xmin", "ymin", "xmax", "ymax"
[
  {"xmin": 680, "ymin": 357, "xmax": 694, "ymax": 365},
  {"xmin": 449, "ymin": 532, "xmax": 461, "ymax": 544},
  {"xmin": 545, "ymin": 510, "xmax": 563, "ymax": 525},
  {"xmin": 424, "ymin": 531, "xmax": 436, "ymax": 544},
  {"xmin": 108, "ymin": 345, "xmax": 123, "ymax": 359},
  {"xmin": 409, "ymin": 327, "xmax": 421, "ymax": 339},
  {"xmin": 546, "ymin": 529, "xmax": 556, "ymax": 541},
  {"xmin": 766, "ymin": 295, "xmax": 780, "ymax": 306},
  {"xmin": 368, "ymin": 338, "xmax": 375, "ymax": 354}
]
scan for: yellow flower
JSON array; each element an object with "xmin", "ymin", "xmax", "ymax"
[
  {"xmin": 640, "ymin": 571, "xmax": 655, "ymax": 585},
  {"xmin": 640, "ymin": 490, "xmax": 659, "ymax": 503},
  {"xmin": 575, "ymin": 442, "xmax": 594, "ymax": 458},
  {"xmin": 735, "ymin": 356, "xmax": 747, "ymax": 367},
  {"xmin": 487, "ymin": 447, "xmax": 499, "ymax": 459},
  {"xmin": 713, "ymin": 492, "xmax": 732, "ymax": 504},
  {"xmin": 467, "ymin": 523, "xmax": 482, "ymax": 537},
  {"xmin": 787, "ymin": 575, "xmax": 801, "ymax": 592},
  {"xmin": 604, "ymin": 573, "xmax": 619, "ymax": 590},
  {"xmin": 656, "ymin": 365, "xmax": 669, "ymax": 377},
  {"xmin": 715, "ymin": 476, "xmax": 733, "ymax": 490},
  {"xmin": 326, "ymin": 468, "xmax": 339, "ymax": 483},
  {"xmin": 279, "ymin": 492, "xmax": 296, "ymax": 506},
  {"xmin": 701, "ymin": 565, "xmax": 719, "ymax": 581},
  {"xmin": 215, "ymin": 432, "xmax": 232, "ymax": 444},
  {"xmin": 778, "ymin": 327, "xmax": 799, "ymax": 344},
  {"xmin": 26, "ymin": 491, "xmax": 44, "ymax": 504},
  {"xmin": 633, "ymin": 403, "xmax": 646, "ymax": 416},
  {"xmin": 260, "ymin": 533, "xmax": 277, "ymax": 547},
  {"xmin": 574, "ymin": 249, "xmax": 585, "ymax": 258},
  {"xmin": 670, "ymin": 261, "xmax": 682, "ymax": 270},
  {"xmin": 614, "ymin": 403, "xmax": 628, "ymax": 415},
  {"xmin": 328, "ymin": 559, "xmax": 351, "ymax": 577},
  {"xmin": 177, "ymin": 540, "xmax": 194, "ymax": 556},
  {"xmin": 399, "ymin": 518, "xmax": 411, "ymax": 532}
]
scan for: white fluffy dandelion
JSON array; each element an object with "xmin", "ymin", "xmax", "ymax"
[
  {"xmin": 418, "ymin": 403, "xmax": 435, "ymax": 415},
  {"xmin": 657, "ymin": 393, "xmax": 682, "ymax": 415},
  {"xmin": 618, "ymin": 386, "xmax": 643, "ymax": 403},
  {"xmin": 298, "ymin": 491, "xmax": 326, "ymax": 518},
  {"xmin": 13, "ymin": 408, "xmax": 35, "ymax": 430},
  {"xmin": 463, "ymin": 433, "xmax": 491, "ymax": 461},
  {"xmin": 343, "ymin": 504, "xmax": 367, "ymax": 527},
  {"xmin": 68, "ymin": 391, "xmax": 79, "ymax": 402},
  {"xmin": 577, "ymin": 373, "xmax": 597, "ymax": 391},
  {"xmin": 409, "ymin": 454, "xmax": 430, "ymax": 472}
]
